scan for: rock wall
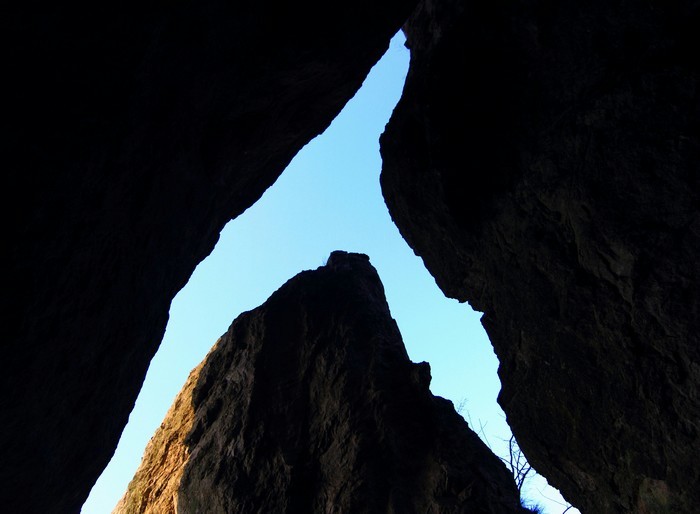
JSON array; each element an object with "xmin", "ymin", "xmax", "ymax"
[
  {"xmin": 114, "ymin": 252, "xmax": 527, "ymax": 514},
  {"xmin": 8, "ymin": 0, "xmax": 699, "ymax": 511},
  {"xmin": 2, "ymin": 2, "xmax": 417, "ymax": 512},
  {"xmin": 381, "ymin": 1, "xmax": 700, "ymax": 512}
]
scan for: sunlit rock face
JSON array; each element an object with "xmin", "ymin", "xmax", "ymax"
[
  {"xmin": 381, "ymin": 0, "xmax": 700, "ymax": 512},
  {"xmin": 114, "ymin": 251, "xmax": 527, "ymax": 514},
  {"xmin": 3, "ymin": 2, "xmax": 417, "ymax": 512}
]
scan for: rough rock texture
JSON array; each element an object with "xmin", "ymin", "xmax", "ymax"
[
  {"xmin": 114, "ymin": 252, "xmax": 527, "ymax": 514},
  {"xmin": 381, "ymin": 1, "xmax": 700, "ymax": 513},
  {"xmin": 3, "ymin": 3, "xmax": 418, "ymax": 512},
  {"xmin": 112, "ymin": 356, "xmax": 207, "ymax": 514}
]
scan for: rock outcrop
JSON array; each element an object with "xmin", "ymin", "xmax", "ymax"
[
  {"xmin": 8, "ymin": 0, "xmax": 699, "ymax": 511},
  {"xmin": 381, "ymin": 1, "xmax": 700, "ymax": 512},
  {"xmin": 112, "ymin": 357, "xmax": 206, "ymax": 514},
  {"xmin": 114, "ymin": 251, "xmax": 527, "ymax": 514},
  {"xmin": 3, "ymin": 2, "xmax": 417, "ymax": 512}
]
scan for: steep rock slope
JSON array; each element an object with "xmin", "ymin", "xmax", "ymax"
[
  {"xmin": 112, "ymin": 358, "xmax": 207, "ymax": 514},
  {"xmin": 381, "ymin": 1, "xmax": 699, "ymax": 512},
  {"xmin": 115, "ymin": 252, "xmax": 527, "ymax": 514},
  {"xmin": 2, "ymin": 2, "xmax": 417, "ymax": 512}
]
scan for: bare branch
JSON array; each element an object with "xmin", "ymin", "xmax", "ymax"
[{"xmin": 500, "ymin": 435, "xmax": 534, "ymax": 494}]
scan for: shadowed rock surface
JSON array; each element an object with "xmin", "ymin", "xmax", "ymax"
[
  {"xmin": 3, "ymin": 2, "xmax": 417, "ymax": 512},
  {"xmin": 381, "ymin": 1, "xmax": 700, "ymax": 512},
  {"xmin": 114, "ymin": 251, "xmax": 527, "ymax": 514}
]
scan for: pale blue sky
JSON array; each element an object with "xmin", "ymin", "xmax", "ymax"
[{"xmin": 83, "ymin": 32, "xmax": 576, "ymax": 514}]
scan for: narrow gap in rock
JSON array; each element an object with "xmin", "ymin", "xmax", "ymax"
[{"xmin": 82, "ymin": 31, "xmax": 573, "ymax": 514}]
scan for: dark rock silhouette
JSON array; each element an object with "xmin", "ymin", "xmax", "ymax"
[
  {"xmin": 6, "ymin": 0, "xmax": 699, "ymax": 511},
  {"xmin": 2, "ymin": 2, "xmax": 416, "ymax": 512},
  {"xmin": 114, "ymin": 251, "xmax": 527, "ymax": 514},
  {"xmin": 381, "ymin": 0, "xmax": 700, "ymax": 512}
]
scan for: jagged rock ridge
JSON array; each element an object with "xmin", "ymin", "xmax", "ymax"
[
  {"xmin": 380, "ymin": 0, "xmax": 699, "ymax": 512},
  {"xmin": 3, "ymin": 2, "xmax": 417, "ymax": 511},
  {"xmin": 115, "ymin": 251, "xmax": 528, "ymax": 514}
]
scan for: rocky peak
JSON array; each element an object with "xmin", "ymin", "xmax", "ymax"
[{"xmin": 114, "ymin": 253, "xmax": 528, "ymax": 514}]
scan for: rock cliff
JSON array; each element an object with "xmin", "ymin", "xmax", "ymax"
[
  {"xmin": 7, "ymin": 0, "xmax": 700, "ymax": 512},
  {"xmin": 3, "ymin": 2, "xmax": 416, "ymax": 512},
  {"xmin": 380, "ymin": 0, "xmax": 700, "ymax": 512},
  {"xmin": 114, "ymin": 252, "xmax": 527, "ymax": 514}
]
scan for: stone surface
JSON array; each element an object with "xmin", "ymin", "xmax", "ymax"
[
  {"xmin": 381, "ymin": 1, "xmax": 700, "ymax": 512},
  {"xmin": 114, "ymin": 251, "xmax": 527, "ymax": 514},
  {"xmin": 112, "ymin": 356, "xmax": 206, "ymax": 514},
  {"xmin": 2, "ymin": 2, "xmax": 417, "ymax": 512}
]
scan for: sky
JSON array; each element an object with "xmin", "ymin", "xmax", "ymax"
[{"xmin": 83, "ymin": 32, "xmax": 578, "ymax": 514}]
